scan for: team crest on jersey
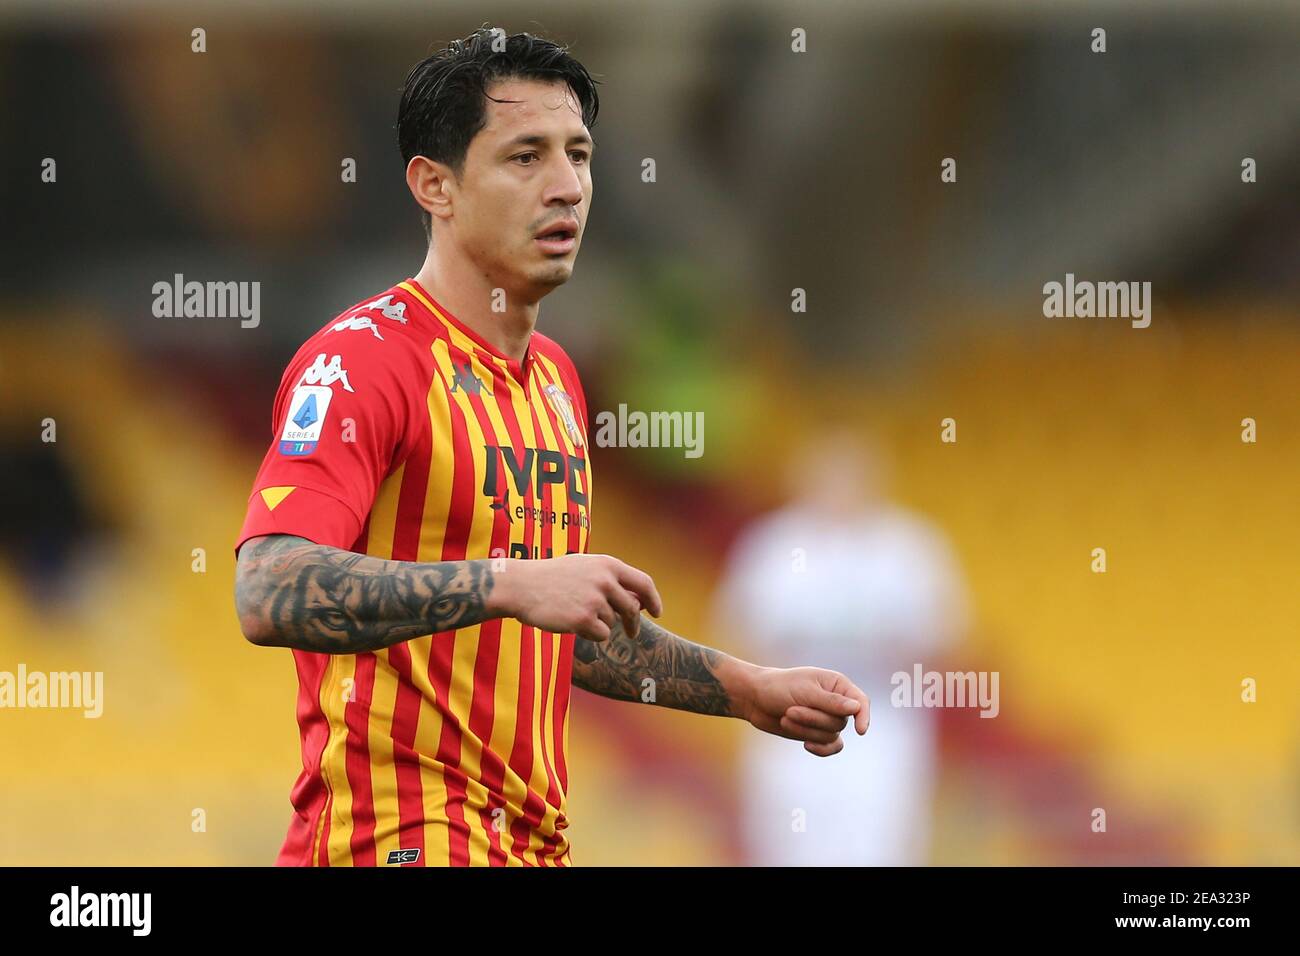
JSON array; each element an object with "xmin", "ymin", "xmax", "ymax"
[
  {"xmin": 543, "ymin": 384, "xmax": 584, "ymax": 447},
  {"xmin": 279, "ymin": 385, "xmax": 333, "ymax": 455}
]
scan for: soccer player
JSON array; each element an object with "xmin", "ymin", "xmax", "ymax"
[{"xmin": 233, "ymin": 27, "xmax": 870, "ymax": 867}]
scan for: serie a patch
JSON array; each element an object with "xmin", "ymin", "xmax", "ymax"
[{"xmin": 279, "ymin": 385, "xmax": 333, "ymax": 455}]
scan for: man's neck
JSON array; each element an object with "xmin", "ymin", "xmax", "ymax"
[{"xmin": 413, "ymin": 250, "xmax": 539, "ymax": 363}]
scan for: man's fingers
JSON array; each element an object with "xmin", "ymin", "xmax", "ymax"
[
  {"xmin": 606, "ymin": 586, "xmax": 642, "ymax": 638},
  {"xmin": 800, "ymin": 685, "xmax": 863, "ymax": 721},
  {"xmin": 594, "ymin": 603, "xmax": 619, "ymax": 632},
  {"xmin": 579, "ymin": 604, "xmax": 618, "ymax": 643},
  {"xmin": 803, "ymin": 737, "xmax": 845, "ymax": 757},
  {"xmin": 838, "ymin": 679, "xmax": 871, "ymax": 735},
  {"xmin": 803, "ymin": 675, "xmax": 871, "ymax": 735},
  {"xmin": 779, "ymin": 714, "xmax": 840, "ymax": 745},
  {"xmin": 784, "ymin": 706, "xmax": 849, "ymax": 733},
  {"xmin": 614, "ymin": 562, "xmax": 662, "ymax": 617}
]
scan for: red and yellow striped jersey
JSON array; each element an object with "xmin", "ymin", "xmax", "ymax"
[{"xmin": 235, "ymin": 278, "xmax": 592, "ymax": 866}]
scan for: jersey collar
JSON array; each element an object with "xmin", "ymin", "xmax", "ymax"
[{"xmin": 402, "ymin": 278, "xmax": 533, "ymax": 385}]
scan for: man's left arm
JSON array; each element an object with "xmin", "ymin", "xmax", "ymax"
[{"xmin": 572, "ymin": 616, "xmax": 871, "ymax": 756}]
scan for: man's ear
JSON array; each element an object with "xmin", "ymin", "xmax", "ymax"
[{"xmin": 406, "ymin": 155, "xmax": 456, "ymax": 224}]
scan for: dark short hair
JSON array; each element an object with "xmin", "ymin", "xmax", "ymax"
[{"xmin": 398, "ymin": 27, "xmax": 601, "ymax": 240}]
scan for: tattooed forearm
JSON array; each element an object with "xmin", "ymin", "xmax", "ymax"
[
  {"xmin": 571, "ymin": 616, "xmax": 735, "ymax": 718},
  {"xmin": 235, "ymin": 534, "xmax": 496, "ymax": 654}
]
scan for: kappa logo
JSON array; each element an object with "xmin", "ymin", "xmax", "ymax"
[
  {"xmin": 356, "ymin": 294, "xmax": 409, "ymax": 325},
  {"xmin": 296, "ymin": 353, "xmax": 354, "ymax": 392},
  {"xmin": 386, "ymin": 848, "xmax": 421, "ymax": 865},
  {"xmin": 328, "ymin": 315, "xmax": 385, "ymax": 340},
  {"xmin": 448, "ymin": 360, "xmax": 484, "ymax": 396}
]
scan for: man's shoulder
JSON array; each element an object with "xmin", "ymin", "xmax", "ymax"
[
  {"xmin": 306, "ymin": 284, "xmax": 426, "ymax": 350},
  {"xmin": 279, "ymin": 284, "xmax": 432, "ymax": 393}
]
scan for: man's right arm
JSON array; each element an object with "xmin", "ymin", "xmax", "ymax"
[
  {"xmin": 234, "ymin": 534, "xmax": 503, "ymax": 653},
  {"xmin": 234, "ymin": 534, "xmax": 662, "ymax": 654}
]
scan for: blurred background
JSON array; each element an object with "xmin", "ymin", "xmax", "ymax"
[{"xmin": 1, "ymin": 0, "xmax": 1298, "ymax": 865}]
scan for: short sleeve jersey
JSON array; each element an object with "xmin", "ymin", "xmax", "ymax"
[{"xmin": 236, "ymin": 279, "xmax": 592, "ymax": 867}]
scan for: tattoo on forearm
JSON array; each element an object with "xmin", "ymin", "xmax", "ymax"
[
  {"xmin": 235, "ymin": 535, "xmax": 494, "ymax": 654},
  {"xmin": 571, "ymin": 617, "xmax": 734, "ymax": 717}
]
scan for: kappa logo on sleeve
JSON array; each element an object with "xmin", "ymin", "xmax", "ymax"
[
  {"xmin": 328, "ymin": 315, "xmax": 385, "ymax": 340},
  {"xmin": 356, "ymin": 294, "xmax": 409, "ymax": 324},
  {"xmin": 296, "ymin": 353, "xmax": 355, "ymax": 392}
]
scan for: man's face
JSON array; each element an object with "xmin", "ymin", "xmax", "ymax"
[{"xmin": 449, "ymin": 77, "xmax": 593, "ymax": 296}]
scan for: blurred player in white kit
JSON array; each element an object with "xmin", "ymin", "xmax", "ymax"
[{"xmin": 712, "ymin": 429, "xmax": 968, "ymax": 865}]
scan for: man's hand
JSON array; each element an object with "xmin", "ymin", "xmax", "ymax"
[
  {"xmin": 739, "ymin": 666, "xmax": 870, "ymax": 756},
  {"xmin": 491, "ymin": 553, "xmax": 663, "ymax": 643}
]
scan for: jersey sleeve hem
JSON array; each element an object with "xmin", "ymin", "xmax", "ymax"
[{"xmin": 234, "ymin": 483, "xmax": 367, "ymax": 556}]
